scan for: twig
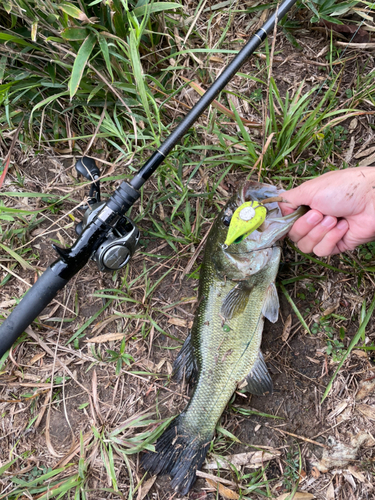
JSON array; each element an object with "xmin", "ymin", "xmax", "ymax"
[{"xmin": 274, "ymin": 427, "xmax": 328, "ymax": 449}]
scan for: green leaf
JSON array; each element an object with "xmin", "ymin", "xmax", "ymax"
[
  {"xmin": 128, "ymin": 28, "xmax": 153, "ymax": 132},
  {"xmin": 61, "ymin": 27, "xmax": 90, "ymax": 41},
  {"xmin": 0, "ymin": 242, "xmax": 34, "ymax": 270},
  {"xmin": 0, "ymin": 33, "xmax": 34, "ymax": 48},
  {"xmin": 59, "ymin": 2, "xmax": 90, "ymax": 22},
  {"xmin": 3, "ymin": 1, "xmax": 12, "ymax": 14},
  {"xmin": 69, "ymin": 33, "xmax": 96, "ymax": 99},
  {"xmin": 0, "ymin": 458, "xmax": 17, "ymax": 475},
  {"xmin": 98, "ymin": 34, "xmax": 114, "ymax": 81},
  {"xmin": 133, "ymin": 2, "xmax": 181, "ymax": 17},
  {"xmin": 0, "ymin": 56, "xmax": 6, "ymax": 83}
]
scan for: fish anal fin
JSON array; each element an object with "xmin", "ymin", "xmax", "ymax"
[
  {"xmin": 240, "ymin": 351, "xmax": 273, "ymax": 396},
  {"xmin": 262, "ymin": 282, "xmax": 279, "ymax": 323},
  {"xmin": 172, "ymin": 332, "xmax": 198, "ymax": 384},
  {"xmin": 221, "ymin": 281, "xmax": 252, "ymax": 320}
]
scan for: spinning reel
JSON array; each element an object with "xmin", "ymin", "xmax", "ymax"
[{"xmin": 74, "ymin": 157, "xmax": 140, "ymax": 272}]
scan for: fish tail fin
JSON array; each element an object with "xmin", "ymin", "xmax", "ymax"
[{"xmin": 141, "ymin": 415, "xmax": 211, "ymax": 495}]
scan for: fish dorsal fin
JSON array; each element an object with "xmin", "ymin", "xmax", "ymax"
[
  {"xmin": 173, "ymin": 332, "xmax": 198, "ymax": 384},
  {"xmin": 262, "ymin": 282, "xmax": 279, "ymax": 323},
  {"xmin": 240, "ymin": 351, "xmax": 273, "ymax": 396},
  {"xmin": 221, "ymin": 281, "xmax": 253, "ymax": 320}
]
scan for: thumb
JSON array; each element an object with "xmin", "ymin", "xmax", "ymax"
[{"xmin": 279, "ymin": 181, "xmax": 317, "ymax": 215}]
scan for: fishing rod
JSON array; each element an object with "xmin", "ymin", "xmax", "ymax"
[{"xmin": 0, "ymin": 0, "xmax": 298, "ymax": 357}]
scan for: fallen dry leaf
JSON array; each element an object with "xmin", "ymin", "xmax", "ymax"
[
  {"xmin": 205, "ymin": 450, "xmax": 280, "ymax": 470},
  {"xmin": 356, "ymin": 379, "xmax": 375, "ymax": 401},
  {"xmin": 322, "ymin": 302, "xmax": 339, "ymax": 316},
  {"xmin": 168, "ymin": 317, "xmax": 193, "ymax": 328},
  {"xmin": 210, "ymin": 56, "xmax": 224, "ymax": 63},
  {"xmin": 319, "ymin": 20, "xmax": 370, "ymax": 43},
  {"xmin": 352, "ymin": 349, "xmax": 368, "ymax": 359},
  {"xmin": 206, "ymin": 478, "xmax": 239, "ymax": 499},
  {"xmin": 356, "ymin": 403, "xmax": 375, "ymax": 421},
  {"xmin": 347, "ymin": 465, "xmax": 366, "ymax": 483},
  {"xmin": 0, "ymin": 299, "xmax": 16, "ymax": 308},
  {"xmin": 359, "ymin": 151, "xmax": 375, "ymax": 167},
  {"xmin": 314, "ymin": 433, "xmax": 371, "ymax": 472},
  {"xmin": 276, "ymin": 492, "xmax": 315, "ymax": 500},
  {"xmin": 343, "ymin": 472, "xmax": 356, "ymax": 491},
  {"xmin": 137, "ymin": 475, "xmax": 156, "ymax": 500},
  {"xmin": 282, "ymin": 314, "xmax": 292, "ymax": 342},
  {"xmin": 326, "ymin": 482, "xmax": 335, "ymax": 500},
  {"xmin": 354, "ymin": 146, "xmax": 375, "ymax": 159},
  {"xmin": 196, "ymin": 470, "xmax": 235, "ymax": 486},
  {"xmin": 29, "ymin": 352, "xmax": 45, "ymax": 366},
  {"xmin": 86, "ymin": 332, "xmax": 126, "ymax": 343},
  {"xmin": 306, "ymin": 356, "xmax": 320, "ymax": 365},
  {"xmin": 328, "ymin": 401, "xmax": 348, "ymax": 420},
  {"xmin": 311, "ymin": 466, "xmax": 320, "ymax": 479}
]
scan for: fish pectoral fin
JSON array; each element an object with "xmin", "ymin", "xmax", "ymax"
[
  {"xmin": 262, "ymin": 282, "xmax": 279, "ymax": 323},
  {"xmin": 239, "ymin": 351, "xmax": 273, "ymax": 396},
  {"xmin": 173, "ymin": 331, "xmax": 198, "ymax": 384},
  {"xmin": 221, "ymin": 281, "xmax": 252, "ymax": 320}
]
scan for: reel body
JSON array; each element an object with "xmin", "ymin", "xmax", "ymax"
[{"xmin": 74, "ymin": 159, "xmax": 140, "ymax": 272}]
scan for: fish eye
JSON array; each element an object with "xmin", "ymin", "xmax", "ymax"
[
  {"xmin": 223, "ymin": 215, "xmax": 232, "ymax": 227},
  {"xmin": 223, "ymin": 208, "xmax": 233, "ymax": 227}
]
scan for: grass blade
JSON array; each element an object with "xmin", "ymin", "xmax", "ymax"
[
  {"xmin": 0, "ymin": 242, "xmax": 33, "ymax": 270},
  {"xmin": 279, "ymin": 283, "xmax": 311, "ymax": 335},
  {"xmin": 69, "ymin": 32, "xmax": 96, "ymax": 99},
  {"xmin": 321, "ymin": 291, "xmax": 375, "ymax": 403}
]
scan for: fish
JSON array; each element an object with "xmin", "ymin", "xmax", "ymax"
[{"xmin": 142, "ymin": 181, "xmax": 307, "ymax": 494}]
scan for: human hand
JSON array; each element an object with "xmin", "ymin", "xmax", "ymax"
[{"xmin": 278, "ymin": 167, "xmax": 375, "ymax": 256}]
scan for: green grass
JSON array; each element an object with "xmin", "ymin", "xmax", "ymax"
[{"xmin": 1, "ymin": 0, "xmax": 375, "ymax": 498}]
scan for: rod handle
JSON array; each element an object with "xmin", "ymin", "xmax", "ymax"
[{"xmin": 0, "ymin": 267, "xmax": 68, "ymax": 357}]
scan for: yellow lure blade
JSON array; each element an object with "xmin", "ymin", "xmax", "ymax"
[{"xmin": 224, "ymin": 201, "xmax": 267, "ymax": 246}]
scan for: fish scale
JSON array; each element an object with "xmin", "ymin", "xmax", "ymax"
[{"xmin": 142, "ymin": 181, "xmax": 307, "ymax": 495}]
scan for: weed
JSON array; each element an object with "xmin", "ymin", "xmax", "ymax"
[
  {"xmin": 282, "ymin": 448, "xmax": 300, "ymax": 491},
  {"xmin": 106, "ymin": 337, "xmax": 134, "ymax": 375},
  {"xmin": 311, "ymin": 316, "xmax": 347, "ymax": 362},
  {"xmin": 306, "ymin": 0, "xmax": 359, "ymax": 24}
]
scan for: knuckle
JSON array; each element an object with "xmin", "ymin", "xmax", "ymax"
[{"xmin": 298, "ymin": 240, "xmax": 313, "ymax": 254}]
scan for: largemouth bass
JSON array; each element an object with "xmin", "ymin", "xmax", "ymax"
[{"xmin": 142, "ymin": 181, "xmax": 307, "ymax": 494}]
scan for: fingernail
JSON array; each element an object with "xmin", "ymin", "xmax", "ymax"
[
  {"xmin": 306, "ymin": 211, "xmax": 322, "ymax": 225},
  {"xmin": 337, "ymin": 219, "xmax": 348, "ymax": 230},
  {"xmin": 321, "ymin": 215, "xmax": 336, "ymax": 228}
]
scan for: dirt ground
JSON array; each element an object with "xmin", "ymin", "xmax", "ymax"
[{"xmin": 1, "ymin": 3, "xmax": 375, "ymax": 500}]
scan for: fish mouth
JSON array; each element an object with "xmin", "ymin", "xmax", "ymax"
[
  {"xmin": 222, "ymin": 243, "xmax": 274, "ymax": 256},
  {"xmin": 241, "ymin": 181, "xmax": 281, "ymax": 204}
]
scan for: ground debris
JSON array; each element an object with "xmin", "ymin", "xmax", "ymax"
[
  {"xmin": 275, "ymin": 492, "xmax": 315, "ymax": 500},
  {"xmin": 313, "ymin": 432, "xmax": 374, "ymax": 472},
  {"xmin": 204, "ymin": 449, "xmax": 280, "ymax": 470},
  {"xmin": 356, "ymin": 379, "xmax": 375, "ymax": 401}
]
